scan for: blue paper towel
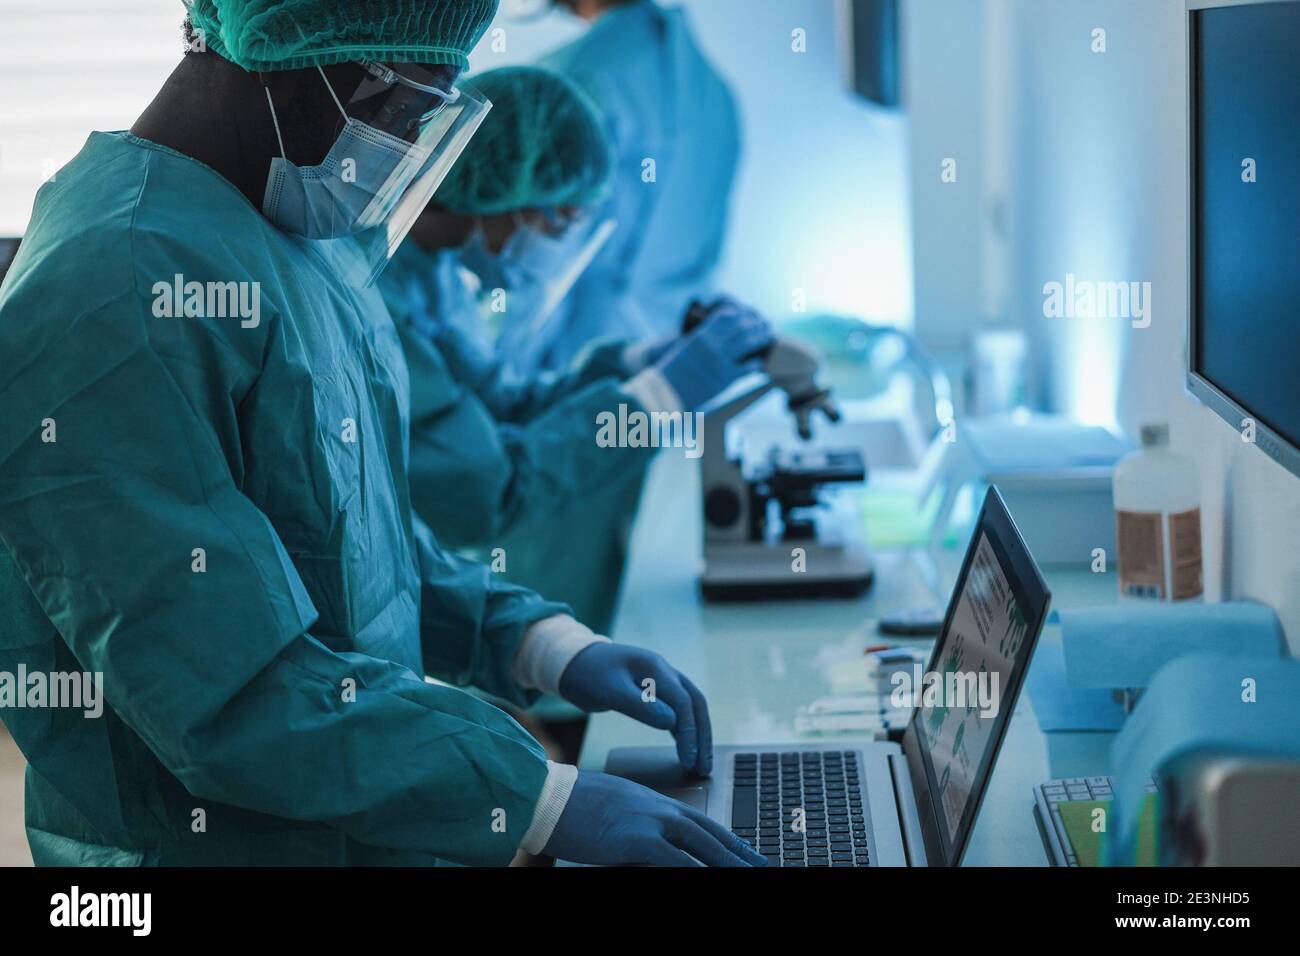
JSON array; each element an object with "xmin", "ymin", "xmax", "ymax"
[
  {"xmin": 1109, "ymin": 653, "xmax": 1300, "ymax": 865},
  {"xmin": 1057, "ymin": 602, "xmax": 1285, "ymax": 690},
  {"xmin": 1025, "ymin": 640, "xmax": 1127, "ymax": 731}
]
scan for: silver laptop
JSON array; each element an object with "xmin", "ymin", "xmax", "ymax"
[{"xmin": 605, "ymin": 486, "xmax": 1051, "ymax": 867}]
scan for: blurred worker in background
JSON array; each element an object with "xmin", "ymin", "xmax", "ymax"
[
  {"xmin": 382, "ymin": 65, "xmax": 771, "ymax": 639},
  {"xmin": 509, "ymin": 0, "xmax": 741, "ymax": 375}
]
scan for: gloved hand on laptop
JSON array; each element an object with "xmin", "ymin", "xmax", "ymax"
[
  {"xmin": 542, "ymin": 770, "xmax": 767, "ymax": 867},
  {"xmin": 558, "ymin": 642, "xmax": 713, "ymax": 776}
]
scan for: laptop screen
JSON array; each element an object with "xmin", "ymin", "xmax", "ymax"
[{"xmin": 909, "ymin": 488, "xmax": 1049, "ymax": 863}]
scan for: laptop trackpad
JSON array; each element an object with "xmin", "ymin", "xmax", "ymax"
[
  {"xmin": 604, "ymin": 747, "xmax": 710, "ymax": 813},
  {"xmin": 666, "ymin": 785, "xmax": 708, "ymax": 812}
]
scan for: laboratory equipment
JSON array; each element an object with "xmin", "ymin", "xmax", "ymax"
[
  {"xmin": 1113, "ymin": 423, "xmax": 1203, "ymax": 602},
  {"xmin": 923, "ymin": 414, "xmax": 1129, "ymax": 567},
  {"xmin": 968, "ymin": 328, "xmax": 1027, "ymax": 416},
  {"xmin": 878, "ymin": 607, "xmax": 945, "ymax": 637},
  {"xmin": 696, "ymin": 323, "xmax": 873, "ymax": 601},
  {"xmin": 1158, "ymin": 751, "xmax": 1300, "ymax": 865}
]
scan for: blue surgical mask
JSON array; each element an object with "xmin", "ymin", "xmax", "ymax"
[
  {"xmin": 263, "ymin": 118, "xmax": 432, "ymax": 239},
  {"xmin": 497, "ymin": 218, "xmax": 577, "ymax": 283},
  {"xmin": 458, "ymin": 214, "xmax": 616, "ymax": 374},
  {"xmin": 457, "ymin": 226, "xmax": 520, "ymax": 292},
  {"xmin": 458, "ymin": 215, "xmax": 576, "ymax": 292},
  {"xmin": 260, "ymin": 64, "xmax": 465, "ymax": 242}
]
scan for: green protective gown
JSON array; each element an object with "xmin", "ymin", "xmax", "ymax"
[
  {"xmin": 530, "ymin": 0, "xmax": 741, "ymax": 373},
  {"xmin": 0, "ymin": 131, "xmax": 569, "ymax": 867},
  {"xmin": 378, "ymin": 242, "xmax": 656, "ymax": 634}
]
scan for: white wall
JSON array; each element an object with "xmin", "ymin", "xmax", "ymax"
[
  {"xmin": 473, "ymin": 0, "xmax": 914, "ymax": 326},
  {"xmin": 0, "ymin": 0, "xmax": 183, "ymax": 236},
  {"xmin": 982, "ymin": 0, "xmax": 1300, "ymax": 646},
  {"xmin": 902, "ymin": 0, "xmax": 990, "ymax": 353}
]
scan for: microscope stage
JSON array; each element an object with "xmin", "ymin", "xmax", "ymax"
[{"xmin": 700, "ymin": 541, "xmax": 874, "ymax": 602}]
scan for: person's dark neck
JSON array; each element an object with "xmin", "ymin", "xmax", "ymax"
[{"xmin": 131, "ymin": 54, "xmax": 276, "ymax": 209}]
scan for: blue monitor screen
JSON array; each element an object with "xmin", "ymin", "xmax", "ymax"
[{"xmin": 1193, "ymin": 2, "xmax": 1300, "ymax": 451}]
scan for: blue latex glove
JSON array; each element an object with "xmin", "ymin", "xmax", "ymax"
[
  {"xmin": 652, "ymin": 302, "xmax": 774, "ymax": 411},
  {"xmin": 628, "ymin": 297, "xmax": 755, "ymax": 373},
  {"xmin": 543, "ymin": 770, "xmax": 767, "ymax": 866},
  {"xmin": 558, "ymin": 642, "xmax": 713, "ymax": 776},
  {"xmin": 634, "ymin": 333, "xmax": 678, "ymax": 371}
]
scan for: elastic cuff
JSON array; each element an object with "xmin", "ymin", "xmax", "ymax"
[
  {"xmin": 620, "ymin": 340, "xmax": 656, "ymax": 375},
  {"xmin": 623, "ymin": 368, "xmax": 685, "ymax": 414},
  {"xmin": 577, "ymin": 339, "xmax": 636, "ymax": 379},
  {"xmin": 520, "ymin": 761, "xmax": 579, "ymax": 855},
  {"xmin": 512, "ymin": 614, "xmax": 610, "ymax": 695}
]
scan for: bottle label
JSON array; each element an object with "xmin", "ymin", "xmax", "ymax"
[
  {"xmin": 1116, "ymin": 509, "xmax": 1165, "ymax": 599},
  {"xmin": 1116, "ymin": 506, "xmax": 1204, "ymax": 601},
  {"xmin": 1169, "ymin": 507, "xmax": 1204, "ymax": 600}
]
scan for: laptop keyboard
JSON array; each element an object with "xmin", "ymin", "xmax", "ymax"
[{"xmin": 731, "ymin": 750, "xmax": 870, "ymax": 867}]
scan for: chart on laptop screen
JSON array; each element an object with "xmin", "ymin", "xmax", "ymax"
[{"xmin": 920, "ymin": 532, "xmax": 1032, "ymax": 843}]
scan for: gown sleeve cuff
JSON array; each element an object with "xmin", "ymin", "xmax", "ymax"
[
  {"xmin": 579, "ymin": 339, "xmax": 638, "ymax": 378},
  {"xmin": 620, "ymin": 339, "xmax": 656, "ymax": 375},
  {"xmin": 511, "ymin": 613, "xmax": 610, "ymax": 695},
  {"xmin": 623, "ymin": 367, "xmax": 684, "ymax": 414},
  {"xmin": 520, "ymin": 761, "xmax": 579, "ymax": 855}
]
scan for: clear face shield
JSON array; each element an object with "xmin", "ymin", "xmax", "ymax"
[
  {"xmin": 514, "ymin": 211, "xmax": 618, "ymax": 331},
  {"xmin": 262, "ymin": 60, "xmax": 492, "ymax": 287},
  {"xmin": 464, "ymin": 210, "xmax": 617, "ymax": 370}
]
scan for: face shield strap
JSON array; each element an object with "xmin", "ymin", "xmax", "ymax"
[{"xmin": 359, "ymin": 60, "xmax": 461, "ymax": 104}]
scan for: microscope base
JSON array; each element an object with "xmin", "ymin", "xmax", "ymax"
[{"xmin": 700, "ymin": 543, "xmax": 874, "ymax": 602}]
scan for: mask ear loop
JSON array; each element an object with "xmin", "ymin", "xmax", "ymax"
[
  {"xmin": 262, "ymin": 66, "xmax": 350, "ymax": 163},
  {"xmin": 315, "ymin": 65, "xmax": 350, "ymax": 123},
  {"xmin": 262, "ymin": 76, "xmax": 288, "ymax": 161}
]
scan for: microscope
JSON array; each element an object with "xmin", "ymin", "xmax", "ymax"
[{"xmin": 687, "ymin": 304, "xmax": 874, "ymax": 601}]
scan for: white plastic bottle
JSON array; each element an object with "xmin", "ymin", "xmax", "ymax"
[{"xmin": 1113, "ymin": 423, "xmax": 1203, "ymax": 602}]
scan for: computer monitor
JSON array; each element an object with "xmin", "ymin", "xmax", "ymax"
[
  {"xmin": 1186, "ymin": 0, "xmax": 1300, "ymax": 478},
  {"xmin": 902, "ymin": 486, "xmax": 1052, "ymax": 866}
]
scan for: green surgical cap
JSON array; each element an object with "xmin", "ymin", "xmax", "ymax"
[
  {"xmin": 186, "ymin": 0, "xmax": 499, "ymax": 71},
  {"xmin": 435, "ymin": 66, "xmax": 614, "ymax": 216}
]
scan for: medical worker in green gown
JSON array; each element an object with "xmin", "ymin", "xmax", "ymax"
[
  {"xmin": 0, "ymin": 0, "xmax": 767, "ymax": 868},
  {"xmin": 525, "ymin": 0, "xmax": 742, "ymax": 374},
  {"xmin": 379, "ymin": 65, "xmax": 765, "ymax": 635}
]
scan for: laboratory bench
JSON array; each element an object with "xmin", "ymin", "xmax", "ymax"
[{"xmin": 581, "ymin": 453, "xmax": 1123, "ymax": 866}]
